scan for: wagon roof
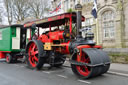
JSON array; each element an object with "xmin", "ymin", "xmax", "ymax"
[
  {"xmin": 23, "ymin": 12, "xmax": 85, "ymax": 28},
  {"xmin": 0, "ymin": 24, "xmax": 23, "ymax": 29}
]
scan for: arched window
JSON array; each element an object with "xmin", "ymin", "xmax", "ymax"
[{"xmin": 102, "ymin": 10, "xmax": 115, "ymax": 39}]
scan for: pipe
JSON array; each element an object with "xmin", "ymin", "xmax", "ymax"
[{"xmin": 75, "ymin": 3, "xmax": 82, "ymax": 38}]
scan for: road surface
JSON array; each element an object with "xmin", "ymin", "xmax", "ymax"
[{"xmin": 0, "ymin": 59, "xmax": 128, "ymax": 85}]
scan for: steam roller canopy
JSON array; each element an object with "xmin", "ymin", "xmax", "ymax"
[{"xmin": 71, "ymin": 48, "xmax": 110, "ymax": 79}]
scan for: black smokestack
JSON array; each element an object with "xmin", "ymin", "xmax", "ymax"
[{"xmin": 75, "ymin": 3, "xmax": 82, "ymax": 38}]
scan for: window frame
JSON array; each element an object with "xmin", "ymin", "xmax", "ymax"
[
  {"xmin": 102, "ymin": 10, "xmax": 115, "ymax": 39},
  {"xmin": 0, "ymin": 31, "xmax": 2, "ymax": 40}
]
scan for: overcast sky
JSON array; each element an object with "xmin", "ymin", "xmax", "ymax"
[
  {"xmin": 0, "ymin": 0, "xmax": 8, "ymax": 25},
  {"xmin": 0, "ymin": 0, "xmax": 52, "ymax": 25}
]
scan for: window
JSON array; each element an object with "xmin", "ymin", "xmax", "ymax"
[
  {"xmin": 64, "ymin": 0, "xmax": 70, "ymax": 10},
  {"xmin": 0, "ymin": 31, "xmax": 2, "ymax": 40},
  {"xmin": 102, "ymin": 11, "xmax": 115, "ymax": 38},
  {"xmin": 73, "ymin": 0, "xmax": 77, "ymax": 5},
  {"xmin": 82, "ymin": 0, "xmax": 93, "ymax": 3},
  {"xmin": 112, "ymin": 0, "xmax": 117, "ymax": 3},
  {"xmin": 85, "ymin": 18, "xmax": 94, "ymax": 26}
]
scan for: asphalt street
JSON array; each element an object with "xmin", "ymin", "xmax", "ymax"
[{"xmin": 0, "ymin": 59, "xmax": 128, "ymax": 85}]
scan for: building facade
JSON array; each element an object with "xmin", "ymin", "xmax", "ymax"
[
  {"xmin": 97, "ymin": 0, "xmax": 128, "ymax": 48},
  {"xmin": 51, "ymin": 0, "xmax": 128, "ymax": 48}
]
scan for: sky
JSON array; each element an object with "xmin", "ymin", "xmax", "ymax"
[
  {"xmin": 0, "ymin": 0, "xmax": 8, "ymax": 25},
  {"xmin": 0, "ymin": 0, "xmax": 52, "ymax": 25}
]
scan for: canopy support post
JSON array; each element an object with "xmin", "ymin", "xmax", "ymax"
[{"xmin": 69, "ymin": 14, "xmax": 72, "ymax": 36}]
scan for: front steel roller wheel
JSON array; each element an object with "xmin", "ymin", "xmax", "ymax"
[
  {"xmin": 26, "ymin": 40, "xmax": 45, "ymax": 70},
  {"xmin": 71, "ymin": 48, "xmax": 110, "ymax": 79},
  {"xmin": 71, "ymin": 52, "xmax": 91, "ymax": 79}
]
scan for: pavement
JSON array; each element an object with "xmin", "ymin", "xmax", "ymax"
[{"xmin": 64, "ymin": 59, "xmax": 128, "ymax": 77}]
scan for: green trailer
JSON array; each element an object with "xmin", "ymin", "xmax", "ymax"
[{"xmin": 0, "ymin": 24, "xmax": 27, "ymax": 63}]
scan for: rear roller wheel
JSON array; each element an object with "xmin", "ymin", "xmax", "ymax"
[
  {"xmin": 26, "ymin": 40, "xmax": 45, "ymax": 70},
  {"xmin": 6, "ymin": 54, "xmax": 12, "ymax": 63}
]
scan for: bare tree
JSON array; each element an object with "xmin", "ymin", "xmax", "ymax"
[
  {"xmin": 12, "ymin": 0, "xmax": 31, "ymax": 22},
  {"xmin": 3, "ymin": 0, "xmax": 50, "ymax": 24},
  {"xmin": 0, "ymin": 0, "xmax": 3, "ymax": 24},
  {"xmin": 4, "ymin": 0, "xmax": 13, "ymax": 25},
  {"xmin": 28, "ymin": 0, "xmax": 50, "ymax": 19},
  {"xmin": 0, "ymin": 7, "xmax": 3, "ymax": 24}
]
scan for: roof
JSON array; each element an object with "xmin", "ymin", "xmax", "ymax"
[
  {"xmin": 24, "ymin": 12, "xmax": 85, "ymax": 28},
  {"xmin": 0, "ymin": 24, "xmax": 23, "ymax": 29},
  {"xmin": 0, "ymin": 25, "xmax": 7, "ymax": 28}
]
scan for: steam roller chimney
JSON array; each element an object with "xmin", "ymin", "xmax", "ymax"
[{"xmin": 75, "ymin": 3, "xmax": 82, "ymax": 39}]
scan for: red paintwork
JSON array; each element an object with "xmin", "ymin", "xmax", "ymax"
[
  {"xmin": 60, "ymin": 41, "xmax": 70, "ymax": 54},
  {"xmin": 0, "ymin": 52, "xmax": 5, "ymax": 59},
  {"xmin": 39, "ymin": 30, "xmax": 65, "ymax": 43},
  {"xmin": 93, "ymin": 45, "xmax": 102, "ymax": 49},
  {"xmin": 77, "ymin": 45, "xmax": 102, "ymax": 49},
  {"xmin": 69, "ymin": 14, "xmax": 72, "ymax": 35},
  {"xmin": 0, "ymin": 51, "xmax": 11, "ymax": 59},
  {"xmin": 6, "ymin": 55, "xmax": 9, "ymax": 62},
  {"xmin": 76, "ymin": 51, "xmax": 90, "ymax": 76},
  {"xmin": 39, "ymin": 34, "xmax": 49, "ymax": 42},
  {"xmin": 49, "ymin": 31, "xmax": 64, "ymax": 40},
  {"xmin": 75, "ymin": 45, "xmax": 91, "ymax": 77},
  {"xmin": 77, "ymin": 45, "xmax": 91, "ymax": 49},
  {"xmin": 24, "ymin": 22, "xmax": 34, "ymax": 28},
  {"xmin": 28, "ymin": 42, "xmax": 39, "ymax": 67}
]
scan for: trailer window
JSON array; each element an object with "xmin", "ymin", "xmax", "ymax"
[{"xmin": 0, "ymin": 31, "xmax": 2, "ymax": 40}]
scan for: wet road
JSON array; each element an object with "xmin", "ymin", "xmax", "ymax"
[{"xmin": 0, "ymin": 60, "xmax": 128, "ymax": 85}]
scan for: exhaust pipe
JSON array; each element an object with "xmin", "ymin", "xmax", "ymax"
[{"xmin": 75, "ymin": 3, "xmax": 82, "ymax": 39}]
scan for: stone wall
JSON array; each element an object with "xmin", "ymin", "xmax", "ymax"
[
  {"xmin": 103, "ymin": 48, "xmax": 128, "ymax": 53},
  {"xmin": 124, "ymin": 2, "xmax": 128, "ymax": 47}
]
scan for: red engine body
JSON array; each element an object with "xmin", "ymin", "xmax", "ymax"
[
  {"xmin": 39, "ymin": 30, "xmax": 64, "ymax": 42},
  {"xmin": 38, "ymin": 30, "xmax": 71, "ymax": 54}
]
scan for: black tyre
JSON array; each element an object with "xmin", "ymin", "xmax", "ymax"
[{"xmin": 26, "ymin": 40, "xmax": 45, "ymax": 70}]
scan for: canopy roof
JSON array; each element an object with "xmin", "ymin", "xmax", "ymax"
[{"xmin": 24, "ymin": 12, "xmax": 85, "ymax": 28}]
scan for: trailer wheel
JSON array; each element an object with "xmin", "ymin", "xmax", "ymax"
[
  {"xmin": 6, "ymin": 54, "xmax": 12, "ymax": 63},
  {"xmin": 26, "ymin": 40, "xmax": 45, "ymax": 70}
]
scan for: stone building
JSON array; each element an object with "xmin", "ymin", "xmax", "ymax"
[
  {"xmin": 95, "ymin": 0, "xmax": 128, "ymax": 48},
  {"xmin": 51, "ymin": 0, "xmax": 128, "ymax": 48}
]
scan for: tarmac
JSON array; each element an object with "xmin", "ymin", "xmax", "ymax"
[{"xmin": 64, "ymin": 60, "xmax": 128, "ymax": 77}]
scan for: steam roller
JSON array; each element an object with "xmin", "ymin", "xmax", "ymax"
[{"xmin": 24, "ymin": 3, "xmax": 111, "ymax": 79}]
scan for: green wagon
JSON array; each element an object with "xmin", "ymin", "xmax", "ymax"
[{"xmin": 0, "ymin": 24, "xmax": 27, "ymax": 63}]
